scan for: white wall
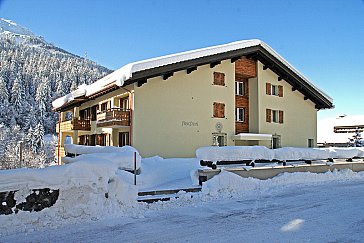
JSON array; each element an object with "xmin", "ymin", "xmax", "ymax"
[{"xmin": 133, "ymin": 60, "xmax": 236, "ymax": 158}]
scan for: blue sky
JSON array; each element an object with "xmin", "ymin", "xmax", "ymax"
[{"xmin": 1, "ymin": 0, "xmax": 364, "ymax": 120}]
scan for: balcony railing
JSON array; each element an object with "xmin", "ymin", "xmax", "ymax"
[
  {"xmin": 56, "ymin": 118, "xmax": 91, "ymax": 132},
  {"xmin": 97, "ymin": 108, "xmax": 130, "ymax": 127}
]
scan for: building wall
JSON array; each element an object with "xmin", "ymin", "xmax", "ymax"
[
  {"xmin": 256, "ymin": 61, "xmax": 317, "ymax": 147},
  {"xmin": 133, "ymin": 60, "xmax": 236, "ymax": 158}
]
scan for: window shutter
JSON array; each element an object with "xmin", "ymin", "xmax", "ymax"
[
  {"xmin": 266, "ymin": 109, "xmax": 271, "ymax": 122},
  {"xmin": 266, "ymin": 83, "xmax": 271, "ymax": 95},
  {"xmin": 213, "ymin": 72, "xmax": 225, "ymax": 86},
  {"xmin": 220, "ymin": 103, "xmax": 225, "ymax": 118},
  {"xmin": 213, "ymin": 102, "xmax": 225, "ymax": 118},
  {"xmin": 213, "ymin": 102, "xmax": 218, "ymax": 117},
  {"xmin": 279, "ymin": 110, "xmax": 284, "ymax": 124},
  {"xmin": 278, "ymin": 85, "xmax": 283, "ymax": 97}
]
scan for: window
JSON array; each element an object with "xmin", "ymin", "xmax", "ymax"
[
  {"xmin": 235, "ymin": 81, "xmax": 244, "ymax": 96},
  {"xmin": 272, "ymin": 110, "xmax": 279, "ymax": 123},
  {"xmin": 213, "ymin": 102, "xmax": 225, "ymax": 118},
  {"xmin": 119, "ymin": 132, "xmax": 130, "ymax": 147},
  {"xmin": 91, "ymin": 105, "xmax": 98, "ymax": 121},
  {"xmin": 272, "ymin": 85, "xmax": 279, "ymax": 96},
  {"xmin": 266, "ymin": 109, "xmax": 284, "ymax": 124},
  {"xmin": 96, "ymin": 134, "xmax": 107, "ymax": 146},
  {"xmin": 120, "ymin": 97, "xmax": 129, "ymax": 110},
  {"xmin": 266, "ymin": 83, "xmax": 283, "ymax": 97},
  {"xmin": 213, "ymin": 72, "xmax": 225, "ymax": 86},
  {"xmin": 308, "ymin": 139, "xmax": 315, "ymax": 148},
  {"xmin": 90, "ymin": 135, "xmax": 96, "ymax": 146},
  {"xmin": 212, "ymin": 133, "xmax": 227, "ymax": 146},
  {"xmin": 236, "ymin": 108, "xmax": 245, "ymax": 122},
  {"xmin": 100, "ymin": 102, "xmax": 109, "ymax": 112},
  {"xmin": 79, "ymin": 108, "xmax": 90, "ymax": 120}
]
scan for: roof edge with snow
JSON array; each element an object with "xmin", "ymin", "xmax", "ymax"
[{"xmin": 53, "ymin": 39, "xmax": 333, "ymax": 111}]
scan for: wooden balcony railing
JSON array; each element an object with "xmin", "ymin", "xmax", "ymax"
[
  {"xmin": 97, "ymin": 108, "xmax": 130, "ymax": 127},
  {"xmin": 71, "ymin": 118, "xmax": 91, "ymax": 131},
  {"xmin": 56, "ymin": 118, "xmax": 91, "ymax": 132}
]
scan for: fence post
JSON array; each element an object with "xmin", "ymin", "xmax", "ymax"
[
  {"xmin": 19, "ymin": 141, "xmax": 23, "ymax": 168},
  {"xmin": 134, "ymin": 152, "xmax": 137, "ymax": 185}
]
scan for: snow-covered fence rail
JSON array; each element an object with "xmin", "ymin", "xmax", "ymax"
[{"xmin": 197, "ymin": 146, "xmax": 364, "ymax": 168}]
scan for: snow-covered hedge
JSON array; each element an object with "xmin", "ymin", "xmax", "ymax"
[{"xmin": 196, "ymin": 146, "xmax": 364, "ymax": 162}]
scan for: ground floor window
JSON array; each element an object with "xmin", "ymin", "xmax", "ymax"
[
  {"xmin": 119, "ymin": 132, "xmax": 130, "ymax": 147},
  {"xmin": 308, "ymin": 138, "xmax": 314, "ymax": 148}
]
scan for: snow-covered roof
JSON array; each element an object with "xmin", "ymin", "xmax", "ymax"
[
  {"xmin": 52, "ymin": 39, "xmax": 333, "ymax": 110},
  {"xmin": 318, "ymin": 115, "xmax": 364, "ymax": 143}
]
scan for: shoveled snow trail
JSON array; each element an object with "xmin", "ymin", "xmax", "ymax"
[{"xmin": 2, "ymin": 180, "xmax": 364, "ymax": 242}]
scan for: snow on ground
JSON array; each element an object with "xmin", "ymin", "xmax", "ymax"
[
  {"xmin": 2, "ymin": 145, "xmax": 364, "ymax": 241},
  {"xmin": 2, "ymin": 169, "xmax": 364, "ymax": 242}
]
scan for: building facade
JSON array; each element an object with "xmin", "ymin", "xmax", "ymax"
[{"xmin": 53, "ymin": 40, "xmax": 333, "ymax": 161}]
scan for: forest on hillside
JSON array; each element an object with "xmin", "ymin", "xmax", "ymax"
[{"xmin": 0, "ymin": 33, "xmax": 111, "ymax": 168}]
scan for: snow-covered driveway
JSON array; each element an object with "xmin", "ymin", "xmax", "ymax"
[{"xmin": 3, "ymin": 176, "xmax": 364, "ymax": 242}]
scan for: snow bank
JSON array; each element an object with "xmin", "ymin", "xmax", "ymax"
[
  {"xmin": 274, "ymin": 147, "xmax": 330, "ymax": 161},
  {"xmin": 0, "ymin": 157, "xmax": 138, "ymax": 235},
  {"xmin": 202, "ymin": 169, "xmax": 364, "ymax": 198},
  {"xmin": 196, "ymin": 146, "xmax": 275, "ymax": 162},
  {"xmin": 138, "ymin": 156, "xmax": 200, "ymax": 191},
  {"xmin": 328, "ymin": 147, "xmax": 364, "ymax": 158},
  {"xmin": 197, "ymin": 146, "xmax": 364, "ymax": 162},
  {"xmin": 63, "ymin": 145, "xmax": 141, "ymax": 171}
]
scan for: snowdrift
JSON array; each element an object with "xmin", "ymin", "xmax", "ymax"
[
  {"xmin": 197, "ymin": 146, "xmax": 364, "ymax": 162},
  {"xmin": 63, "ymin": 145, "xmax": 141, "ymax": 171}
]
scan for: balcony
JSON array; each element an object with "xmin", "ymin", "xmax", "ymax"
[
  {"xmin": 56, "ymin": 118, "xmax": 91, "ymax": 133},
  {"xmin": 97, "ymin": 108, "xmax": 130, "ymax": 128}
]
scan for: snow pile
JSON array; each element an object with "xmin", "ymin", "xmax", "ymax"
[
  {"xmin": 196, "ymin": 146, "xmax": 275, "ymax": 162},
  {"xmin": 63, "ymin": 145, "xmax": 141, "ymax": 171},
  {"xmin": 138, "ymin": 156, "xmax": 200, "ymax": 191},
  {"xmin": 0, "ymin": 157, "xmax": 138, "ymax": 235},
  {"xmin": 202, "ymin": 169, "xmax": 364, "ymax": 198},
  {"xmin": 327, "ymin": 147, "xmax": 364, "ymax": 158},
  {"xmin": 274, "ymin": 147, "xmax": 330, "ymax": 161},
  {"xmin": 197, "ymin": 146, "xmax": 364, "ymax": 162}
]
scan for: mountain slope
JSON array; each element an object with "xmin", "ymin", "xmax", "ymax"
[{"xmin": 0, "ymin": 18, "xmax": 112, "ymax": 166}]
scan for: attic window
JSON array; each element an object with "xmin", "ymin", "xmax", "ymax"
[
  {"xmin": 266, "ymin": 83, "xmax": 283, "ymax": 97},
  {"xmin": 213, "ymin": 72, "xmax": 225, "ymax": 86}
]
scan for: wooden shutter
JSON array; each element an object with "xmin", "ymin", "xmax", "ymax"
[
  {"xmin": 213, "ymin": 72, "xmax": 225, "ymax": 86},
  {"xmin": 279, "ymin": 110, "xmax": 284, "ymax": 124},
  {"xmin": 278, "ymin": 85, "xmax": 283, "ymax": 97},
  {"xmin": 266, "ymin": 109, "xmax": 272, "ymax": 122},
  {"xmin": 266, "ymin": 83, "xmax": 271, "ymax": 95},
  {"xmin": 213, "ymin": 102, "xmax": 225, "ymax": 118}
]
